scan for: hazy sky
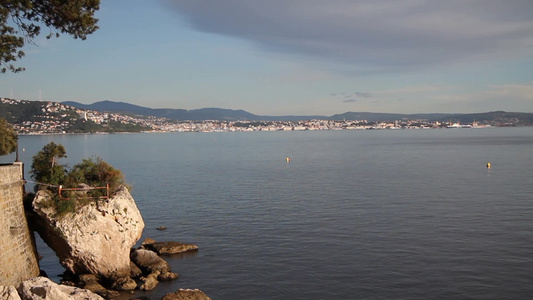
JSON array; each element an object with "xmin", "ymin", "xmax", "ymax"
[{"xmin": 2, "ymin": 0, "xmax": 532, "ymax": 115}]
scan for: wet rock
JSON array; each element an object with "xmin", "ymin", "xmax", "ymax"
[
  {"xmin": 77, "ymin": 274, "xmax": 119, "ymax": 299},
  {"xmin": 138, "ymin": 273, "xmax": 159, "ymax": 291},
  {"xmin": 110, "ymin": 276, "xmax": 137, "ymax": 291},
  {"xmin": 158, "ymin": 271, "xmax": 180, "ymax": 281},
  {"xmin": 142, "ymin": 239, "xmax": 199, "ymax": 255},
  {"xmin": 130, "ymin": 261, "xmax": 143, "ymax": 278},
  {"xmin": 77, "ymin": 274, "xmax": 106, "ymax": 294},
  {"xmin": 162, "ymin": 289, "xmax": 212, "ymax": 300},
  {"xmin": 18, "ymin": 277, "xmax": 104, "ymax": 300},
  {"xmin": 141, "ymin": 237, "xmax": 156, "ymax": 245},
  {"xmin": 130, "ymin": 249, "xmax": 171, "ymax": 274}
]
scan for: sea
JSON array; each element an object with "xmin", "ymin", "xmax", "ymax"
[{"xmin": 2, "ymin": 127, "xmax": 533, "ymax": 300}]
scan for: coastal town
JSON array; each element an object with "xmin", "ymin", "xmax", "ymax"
[{"xmin": 0, "ymin": 97, "xmax": 513, "ymax": 135}]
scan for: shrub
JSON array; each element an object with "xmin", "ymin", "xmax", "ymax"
[
  {"xmin": 65, "ymin": 157, "xmax": 127, "ymax": 197},
  {"xmin": 30, "ymin": 143, "xmax": 128, "ymax": 215}
]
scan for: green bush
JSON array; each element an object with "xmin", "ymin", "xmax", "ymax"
[
  {"xmin": 30, "ymin": 143, "xmax": 128, "ymax": 215},
  {"xmin": 65, "ymin": 157, "xmax": 127, "ymax": 197}
]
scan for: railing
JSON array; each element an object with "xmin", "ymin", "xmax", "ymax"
[{"xmin": 58, "ymin": 184, "xmax": 110, "ymax": 200}]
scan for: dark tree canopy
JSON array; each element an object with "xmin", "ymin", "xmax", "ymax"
[
  {"xmin": 0, "ymin": 117, "xmax": 17, "ymax": 155},
  {"xmin": 0, "ymin": 0, "xmax": 100, "ymax": 73},
  {"xmin": 30, "ymin": 142, "xmax": 67, "ymax": 189}
]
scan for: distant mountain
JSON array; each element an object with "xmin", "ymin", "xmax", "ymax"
[
  {"xmin": 62, "ymin": 101, "xmax": 324, "ymax": 121},
  {"xmin": 435, "ymin": 111, "xmax": 533, "ymax": 124},
  {"xmin": 329, "ymin": 112, "xmax": 456, "ymax": 122},
  {"xmin": 61, "ymin": 100, "xmax": 533, "ymax": 124}
]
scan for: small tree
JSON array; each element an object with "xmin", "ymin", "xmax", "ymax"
[
  {"xmin": 0, "ymin": 117, "xmax": 17, "ymax": 155},
  {"xmin": 30, "ymin": 142, "xmax": 67, "ymax": 190},
  {"xmin": 30, "ymin": 144, "xmax": 127, "ymax": 215},
  {"xmin": 65, "ymin": 157, "xmax": 126, "ymax": 197}
]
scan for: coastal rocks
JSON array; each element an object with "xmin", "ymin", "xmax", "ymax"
[
  {"xmin": 130, "ymin": 248, "xmax": 171, "ymax": 274},
  {"xmin": 18, "ymin": 277, "xmax": 104, "ymax": 300},
  {"xmin": 162, "ymin": 289, "xmax": 212, "ymax": 300},
  {"xmin": 138, "ymin": 272, "xmax": 160, "ymax": 291},
  {"xmin": 0, "ymin": 286, "xmax": 21, "ymax": 300},
  {"xmin": 130, "ymin": 261, "xmax": 143, "ymax": 278},
  {"xmin": 110, "ymin": 276, "xmax": 137, "ymax": 291},
  {"xmin": 77, "ymin": 274, "xmax": 120, "ymax": 299},
  {"xmin": 130, "ymin": 248, "xmax": 180, "ymax": 291},
  {"xmin": 31, "ymin": 186, "xmax": 145, "ymax": 279},
  {"xmin": 142, "ymin": 238, "xmax": 199, "ymax": 255}
]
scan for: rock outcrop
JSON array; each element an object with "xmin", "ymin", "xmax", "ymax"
[
  {"xmin": 130, "ymin": 248, "xmax": 171, "ymax": 274},
  {"xmin": 18, "ymin": 277, "xmax": 103, "ymax": 300},
  {"xmin": 142, "ymin": 238, "xmax": 199, "ymax": 255},
  {"xmin": 130, "ymin": 248, "xmax": 180, "ymax": 290},
  {"xmin": 162, "ymin": 289, "xmax": 212, "ymax": 300},
  {"xmin": 31, "ymin": 186, "xmax": 144, "ymax": 279},
  {"xmin": 0, "ymin": 286, "xmax": 21, "ymax": 300}
]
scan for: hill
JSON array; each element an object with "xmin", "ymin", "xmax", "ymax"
[
  {"xmin": 0, "ymin": 98, "xmax": 150, "ymax": 134},
  {"xmin": 62, "ymin": 101, "xmax": 324, "ymax": 121},
  {"xmin": 62, "ymin": 100, "xmax": 533, "ymax": 125}
]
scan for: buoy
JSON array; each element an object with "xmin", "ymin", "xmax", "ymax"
[{"xmin": 486, "ymin": 162, "xmax": 491, "ymax": 169}]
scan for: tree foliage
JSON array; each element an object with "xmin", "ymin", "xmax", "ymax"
[
  {"xmin": 31, "ymin": 142, "xmax": 127, "ymax": 195},
  {"xmin": 30, "ymin": 142, "xmax": 67, "ymax": 189},
  {"xmin": 0, "ymin": 0, "xmax": 100, "ymax": 73},
  {"xmin": 0, "ymin": 117, "xmax": 17, "ymax": 155},
  {"xmin": 65, "ymin": 156, "xmax": 126, "ymax": 196},
  {"xmin": 30, "ymin": 143, "xmax": 127, "ymax": 214}
]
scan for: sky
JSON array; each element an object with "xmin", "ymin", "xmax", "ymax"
[{"xmin": 1, "ymin": 0, "xmax": 533, "ymax": 116}]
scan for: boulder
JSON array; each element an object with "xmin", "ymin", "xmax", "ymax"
[
  {"xmin": 18, "ymin": 277, "xmax": 104, "ymax": 300},
  {"xmin": 141, "ymin": 237, "xmax": 156, "ymax": 245},
  {"xmin": 158, "ymin": 271, "xmax": 180, "ymax": 281},
  {"xmin": 0, "ymin": 286, "xmax": 21, "ymax": 300},
  {"xmin": 130, "ymin": 261, "xmax": 143, "ymax": 278},
  {"xmin": 77, "ymin": 274, "xmax": 120, "ymax": 299},
  {"xmin": 77, "ymin": 274, "xmax": 106, "ymax": 294},
  {"xmin": 130, "ymin": 249, "xmax": 171, "ymax": 274},
  {"xmin": 31, "ymin": 186, "xmax": 144, "ymax": 279},
  {"xmin": 142, "ymin": 240, "xmax": 199, "ymax": 255},
  {"xmin": 138, "ymin": 272, "xmax": 159, "ymax": 291},
  {"xmin": 110, "ymin": 276, "xmax": 137, "ymax": 291},
  {"xmin": 162, "ymin": 289, "xmax": 212, "ymax": 300}
]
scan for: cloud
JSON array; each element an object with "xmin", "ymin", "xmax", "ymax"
[
  {"xmin": 166, "ymin": 0, "xmax": 533, "ymax": 72},
  {"xmin": 387, "ymin": 83, "xmax": 533, "ymax": 112},
  {"xmin": 332, "ymin": 91, "xmax": 374, "ymax": 104},
  {"xmin": 354, "ymin": 92, "xmax": 373, "ymax": 98}
]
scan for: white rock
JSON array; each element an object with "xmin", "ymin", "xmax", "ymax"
[
  {"xmin": 18, "ymin": 277, "xmax": 104, "ymax": 300},
  {"xmin": 0, "ymin": 285, "xmax": 21, "ymax": 300},
  {"xmin": 32, "ymin": 186, "xmax": 145, "ymax": 278}
]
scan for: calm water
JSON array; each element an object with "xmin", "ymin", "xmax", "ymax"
[{"xmin": 4, "ymin": 128, "xmax": 533, "ymax": 299}]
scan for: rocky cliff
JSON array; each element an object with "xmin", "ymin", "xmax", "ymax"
[{"xmin": 31, "ymin": 186, "xmax": 144, "ymax": 279}]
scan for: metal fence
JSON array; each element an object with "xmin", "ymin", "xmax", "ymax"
[{"xmin": 58, "ymin": 184, "xmax": 109, "ymax": 200}]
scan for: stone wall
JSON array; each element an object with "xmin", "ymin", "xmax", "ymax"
[{"xmin": 0, "ymin": 163, "xmax": 40, "ymax": 286}]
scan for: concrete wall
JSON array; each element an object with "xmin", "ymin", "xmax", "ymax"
[{"xmin": 0, "ymin": 163, "xmax": 39, "ymax": 286}]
